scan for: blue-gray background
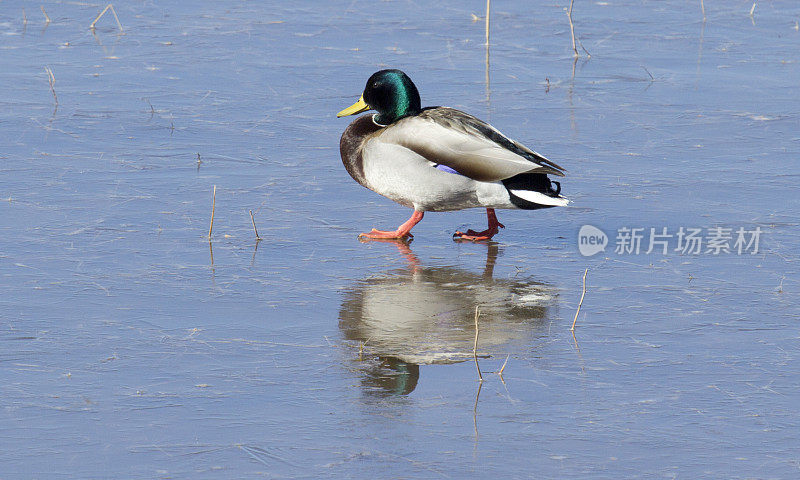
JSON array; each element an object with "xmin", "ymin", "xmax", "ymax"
[{"xmin": 1, "ymin": 1, "xmax": 798, "ymax": 478}]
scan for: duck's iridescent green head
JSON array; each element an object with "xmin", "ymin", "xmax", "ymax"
[{"xmin": 337, "ymin": 69, "xmax": 421, "ymax": 125}]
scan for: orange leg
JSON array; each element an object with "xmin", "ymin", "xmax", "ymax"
[
  {"xmin": 359, "ymin": 210, "xmax": 424, "ymax": 239},
  {"xmin": 453, "ymin": 208, "xmax": 505, "ymax": 242}
]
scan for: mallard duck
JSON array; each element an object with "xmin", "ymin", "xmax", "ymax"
[{"xmin": 337, "ymin": 69, "xmax": 568, "ymax": 241}]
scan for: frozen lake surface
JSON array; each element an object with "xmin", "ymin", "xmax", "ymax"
[{"xmin": 1, "ymin": 1, "xmax": 799, "ymax": 478}]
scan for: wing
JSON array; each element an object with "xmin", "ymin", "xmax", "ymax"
[{"xmin": 375, "ymin": 107, "xmax": 565, "ymax": 182}]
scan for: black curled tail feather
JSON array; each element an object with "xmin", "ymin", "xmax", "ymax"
[{"xmin": 501, "ymin": 173, "xmax": 564, "ymax": 210}]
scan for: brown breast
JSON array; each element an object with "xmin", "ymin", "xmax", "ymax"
[{"xmin": 339, "ymin": 115, "xmax": 382, "ymax": 188}]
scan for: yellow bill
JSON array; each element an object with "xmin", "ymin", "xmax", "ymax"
[{"xmin": 337, "ymin": 95, "xmax": 370, "ymax": 117}]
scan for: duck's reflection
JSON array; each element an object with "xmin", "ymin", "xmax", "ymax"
[{"xmin": 339, "ymin": 241, "xmax": 557, "ymax": 396}]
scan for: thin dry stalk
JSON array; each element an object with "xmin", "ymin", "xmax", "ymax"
[
  {"xmin": 90, "ymin": 4, "xmax": 124, "ymax": 32},
  {"xmin": 484, "ymin": 0, "xmax": 490, "ymax": 46},
  {"xmin": 249, "ymin": 210, "xmax": 262, "ymax": 240},
  {"xmin": 44, "ymin": 67, "xmax": 58, "ymax": 106},
  {"xmin": 23, "ymin": 8, "xmax": 28, "ymax": 26},
  {"xmin": 484, "ymin": 0, "xmax": 491, "ymax": 104},
  {"xmin": 642, "ymin": 65, "xmax": 654, "ymax": 81},
  {"xmin": 579, "ymin": 40, "xmax": 591, "ymax": 58},
  {"xmin": 41, "ymin": 6, "xmax": 50, "ymax": 24},
  {"xmin": 473, "ymin": 306, "xmax": 483, "ymax": 382},
  {"xmin": 701, "ymin": 0, "xmax": 706, "ymax": 21},
  {"xmin": 498, "ymin": 355, "xmax": 509, "ymax": 375},
  {"xmin": 571, "ymin": 268, "xmax": 588, "ymax": 331},
  {"xmin": 749, "ymin": 2, "xmax": 756, "ymax": 17},
  {"xmin": 571, "ymin": 55, "xmax": 578, "ymax": 79},
  {"xmin": 567, "ymin": 0, "xmax": 578, "ymax": 58},
  {"xmin": 208, "ymin": 185, "xmax": 216, "ymax": 239},
  {"xmin": 91, "ymin": 4, "xmax": 109, "ymax": 29}
]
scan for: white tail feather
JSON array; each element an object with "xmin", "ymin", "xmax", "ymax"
[{"xmin": 509, "ymin": 189, "xmax": 570, "ymax": 207}]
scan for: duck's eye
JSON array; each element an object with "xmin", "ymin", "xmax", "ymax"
[{"xmin": 372, "ymin": 81, "xmax": 380, "ymax": 89}]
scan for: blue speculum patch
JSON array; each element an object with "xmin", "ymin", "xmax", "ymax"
[{"xmin": 434, "ymin": 164, "xmax": 462, "ymax": 175}]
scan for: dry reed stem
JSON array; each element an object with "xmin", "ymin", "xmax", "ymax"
[
  {"xmin": 571, "ymin": 268, "xmax": 588, "ymax": 331},
  {"xmin": 249, "ymin": 210, "xmax": 262, "ymax": 240},
  {"xmin": 90, "ymin": 4, "xmax": 124, "ymax": 32},
  {"xmin": 701, "ymin": 0, "xmax": 706, "ymax": 21},
  {"xmin": 23, "ymin": 8, "xmax": 27, "ymax": 26},
  {"xmin": 208, "ymin": 185, "xmax": 216, "ymax": 239},
  {"xmin": 473, "ymin": 306, "xmax": 483, "ymax": 382},
  {"xmin": 483, "ymin": 8, "xmax": 491, "ymax": 107},
  {"xmin": 498, "ymin": 355, "xmax": 509, "ymax": 375},
  {"xmin": 484, "ymin": 0, "xmax": 491, "ymax": 104},
  {"xmin": 44, "ymin": 67, "xmax": 58, "ymax": 106},
  {"xmin": 749, "ymin": 2, "xmax": 756, "ymax": 17},
  {"xmin": 642, "ymin": 65, "xmax": 654, "ymax": 81},
  {"xmin": 41, "ymin": 6, "xmax": 50, "ymax": 24},
  {"xmin": 567, "ymin": 0, "xmax": 578, "ymax": 58},
  {"xmin": 484, "ymin": 0, "xmax": 490, "ymax": 46}
]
